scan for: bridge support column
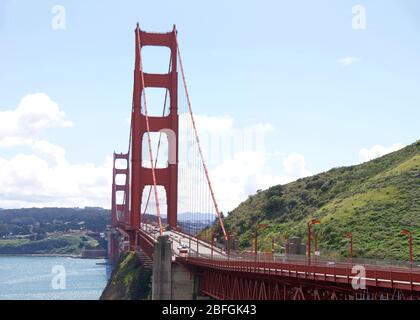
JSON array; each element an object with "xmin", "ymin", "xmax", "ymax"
[
  {"xmin": 171, "ymin": 263, "xmax": 203, "ymax": 300},
  {"xmin": 108, "ymin": 233, "xmax": 118, "ymax": 262},
  {"xmin": 152, "ymin": 235, "xmax": 172, "ymax": 300},
  {"xmin": 151, "ymin": 235, "xmax": 204, "ymax": 300}
]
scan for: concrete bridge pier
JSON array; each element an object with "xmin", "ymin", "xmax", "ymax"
[
  {"xmin": 152, "ymin": 235, "xmax": 172, "ymax": 300},
  {"xmin": 151, "ymin": 235, "xmax": 203, "ymax": 300}
]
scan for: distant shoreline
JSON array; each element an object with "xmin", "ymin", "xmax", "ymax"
[
  {"xmin": 0, "ymin": 253, "xmax": 82, "ymax": 258},
  {"xmin": 0, "ymin": 253, "xmax": 111, "ymax": 260}
]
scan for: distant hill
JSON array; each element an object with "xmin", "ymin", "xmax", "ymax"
[
  {"xmin": 145, "ymin": 212, "xmax": 215, "ymax": 222},
  {"xmin": 0, "ymin": 207, "xmax": 111, "ymax": 237},
  {"xmin": 207, "ymin": 141, "xmax": 420, "ymax": 261},
  {"xmin": 178, "ymin": 212, "xmax": 216, "ymax": 222},
  {"xmin": 0, "ymin": 207, "xmax": 111, "ymax": 255},
  {"xmin": 143, "ymin": 212, "xmax": 215, "ymax": 235}
]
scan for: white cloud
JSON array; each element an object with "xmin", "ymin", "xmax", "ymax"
[
  {"xmin": 359, "ymin": 143, "xmax": 405, "ymax": 163},
  {"xmin": 0, "ymin": 93, "xmax": 111, "ymax": 209},
  {"xmin": 0, "ymin": 93, "xmax": 72, "ymax": 144},
  {"xmin": 32, "ymin": 140, "xmax": 66, "ymax": 165},
  {"xmin": 0, "ymin": 151, "xmax": 112, "ymax": 209},
  {"xmin": 0, "ymin": 96, "xmax": 308, "ymax": 214},
  {"xmin": 283, "ymin": 152, "xmax": 311, "ymax": 178},
  {"xmin": 124, "ymin": 112, "xmax": 278, "ymax": 215},
  {"xmin": 338, "ymin": 56, "xmax": 361, "ymax": 66},
  {"xmin": 179, "ymin": 113, "xmax": 273, "ymax": 167},
  {"xmin": 138, "ymin": 113, "xmax": 297, "ymax": 215},
  {"xmin": 188, "ymin": 114, "xmax": 234, "ymax": 135},
  {"xmin": 209, "ymin": 150, "xmax": 311, "ymax": 213},
  {"xmin": 178, "ymin": 114, "xmax": 310, "ymax": 213},
  {"xmin": 0, "ymin": 137, "xmax": 33, "ymax": 148}
]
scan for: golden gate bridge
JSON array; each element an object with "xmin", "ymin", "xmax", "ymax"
[{"xmin": 108, "ymin": 23, "xmax": 420, "ymax": 300}]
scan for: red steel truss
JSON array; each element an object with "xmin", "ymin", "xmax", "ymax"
[
  {"xmin": 200, "ymin": 269, "xmax": 420, "ymax": 300},
  {"xmin": 179, "ymin": 256, "xmax": 420, "ymax": 300}
]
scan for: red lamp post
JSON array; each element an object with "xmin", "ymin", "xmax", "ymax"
[
  {"xmin": 211, "ymin": 232, "xmax": 215, "ymax": 259},
  {"xmin": 270, "ymin": 236, "xmax": 275, "ymax": 254},
  {"xmin": 254, "ymin": 224, "xmax": 267, "ymax": 261},
  {"xmin": 229, "ymin": 234, "xmax": 237, "ymax": 256},
  {"xmin": 401, "ymin": 229, "xmax": 413, "ymax": 269},
  {"xmin": 227, "ymin": 235, "xmax": 230, "ymax": 257},
  {"xmin": 307, "ymin": 219, "xmax": 320, "ymax": 258},
  {"xmin": 345, "ymin": 232, "xmax": 353, "ymax": 258},
  {"xmin": 227, "ymin": 227, "xmax": 237, "ymax": 258},
  {"xmin": 284, "ymin": 235, "xmax": 289, "ymax": 254},
  {"xmin": 269, "ymin": 236, "xmax": 275, "ymax": 261}
]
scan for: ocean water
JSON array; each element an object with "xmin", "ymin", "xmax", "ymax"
[{"xmin": 0, "ymin": 256, "xmax": 112, "ymax": 300}]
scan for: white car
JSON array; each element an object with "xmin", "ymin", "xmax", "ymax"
[{"xmin": 177, "ymin": 245, "xmax": 189, "ymax": 254}]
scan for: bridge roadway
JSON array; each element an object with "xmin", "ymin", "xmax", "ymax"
[
  {"xmin": 142, "ymin": 223, "xmax": 225, "ymax": 259},
  {"xmin": 141, "ymin": 224, "xmax": 420, "ymax": 292},
  {"xmin": 136, "ymin": 224, "xmax": 420, "ymax": 299}
]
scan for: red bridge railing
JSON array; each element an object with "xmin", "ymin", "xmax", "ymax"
[
  {"xmin": 181, "ymin": 253, "xmax": 420, "ymax": 292},
  {"xmin": 137, "ymin": 228, "xmax": 156, "ymax": 259}
]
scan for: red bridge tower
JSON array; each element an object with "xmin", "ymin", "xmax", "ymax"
[{"xmin": 129, "ymin": 24, "xmax": 179, "ymax": 246}]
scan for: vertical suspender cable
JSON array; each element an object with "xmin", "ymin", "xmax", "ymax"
[
  {"xmin": 141, "ymin": 57, "xmax": 172, "ymax": 222},
  {"xmin": 175, "ymin": 33, "xmax": 228, "ymax": 241}
]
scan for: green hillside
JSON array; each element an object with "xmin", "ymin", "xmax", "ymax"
[
  {"xmin": 208, "ymin": 141, "xmax": 420, "ymax": 261},
  {"xmin": 100, "ymin": 252, "xmax": 152, "ymax": 300}
]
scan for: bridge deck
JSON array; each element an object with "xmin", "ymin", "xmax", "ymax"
[
  {"xmin": 141, "ymin": 224, "xmax": 225, "ymax": 260},
  {"xmin": 179, "ymin": 253, "xmax": 420, "ymax": 292},
  {"xmin": 136, "ymin": 225, "xmax": 420, "ymax": 293}
]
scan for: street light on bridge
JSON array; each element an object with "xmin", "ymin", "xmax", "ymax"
[
  {"xmin": 228, "ymin": 226, "xmax": 239, "ymax": 258},
  {"xmin": 254, "ymin": 224, "xmax": 268, "ymax": 260},
  {"xmin": 211, "ymin": 232, "xmax": 216, "ymax": 259},
  {"xmin": 307, "ymin": 219, "xmax": 320, "ymax": 259},
  {"xmin": 345, "ymin": 232, "xmax": 353, "ymax": 258},
  {"xmin": 401, "ymin": 229, "xmax": 413, "ymax": 269},
  {"xmin": 228, "ymin": 234, "xmax": 238, "ymax": 258},
  {"xmin": 270, "ymin": 235, "xmax": 275, "ymax": 254}
]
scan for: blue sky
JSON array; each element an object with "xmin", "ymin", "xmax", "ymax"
[{"xmin": 0, "ymin": 1, "xmax": 419, "ymax": 210}]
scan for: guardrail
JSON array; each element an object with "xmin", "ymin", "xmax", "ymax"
[
  {"xmin": 137, "ymin": 228, "xmax": 156, "ymax": 259},
  {"xmin": 182, "ymin": 252, "xmax": 420, "ymax": 292}
]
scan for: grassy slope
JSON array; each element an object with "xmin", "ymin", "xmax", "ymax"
[
  {"xmin": 212, "ymin": 141, "xmax": 420, "ymax": 261},
  {"xmin": 100, "ymin": 252, "xmax": 152, "ymax": 300}
]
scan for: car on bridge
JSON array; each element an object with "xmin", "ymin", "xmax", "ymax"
[{"xmin": 178, "ymin": 243, "xmax": 189, "ymax": 254}]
